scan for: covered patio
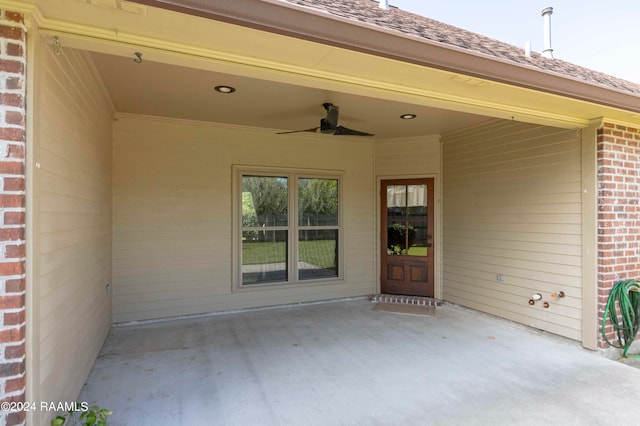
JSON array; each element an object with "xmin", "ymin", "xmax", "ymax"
[
  {"xmin": 80, "ymin": 299, "xmax": 640, "ymax": 425},
  {"xmin": 4, "ymin": 1, "xmax": 640, "ymax": 424}
]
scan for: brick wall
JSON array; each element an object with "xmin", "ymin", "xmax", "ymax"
[
  {"xmin": 597, "ymin": 122, "xmax": 640, "ymax": 347},
  {"xmin": 0, "ymin": 9, "xmax": 27, "ymax": 426}
]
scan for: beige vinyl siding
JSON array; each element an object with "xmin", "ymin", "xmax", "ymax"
[
  {"xmin": 442, "ymin": 120, "xmax": 582, "ymax": 340},
  {"xmin": 32, "ymin": 43, "xmax": 113, "ymax": 413},
  {"xmin": 375, "ymin": 136, "xmax": 440, "ymax": 176},
  {"xmin": 113, "ymin": 115, "xmax": 376, "ymax": 322}
]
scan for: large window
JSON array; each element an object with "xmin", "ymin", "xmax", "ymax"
[{"xmin": 236, "ymin": 169, "xmax": 342, "ymax": 287}]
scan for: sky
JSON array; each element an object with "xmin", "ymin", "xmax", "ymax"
[{"xmin": 389, "ymin": 0, "xmax": 640, "ymax": 84}]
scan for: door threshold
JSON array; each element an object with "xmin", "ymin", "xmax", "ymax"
[{"xmin": 370, "ymin": 294, "xmax": 442, "ymax": 307}]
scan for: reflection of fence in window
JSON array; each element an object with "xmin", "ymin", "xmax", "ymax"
[
  {"xmin": 239, "ymin": 173, "xmax": 341, "ymax": 284},
  {"xmin": 241, "ymin": 175, "xmax": 289, "ymax": 285},
  {"xmin": 408, "ymin": 205, "xmax": 428, "ymax": 250},
  {"xmin": 242, "ymin": 175, "xmax": 288, "ymax": 226},
  {"xmin": 299, "ymin": 213, "xmax": 337, "ymax": 227},
  {"xmin": 298, "ymin": 178, "xmax": 339, "ymax": 279},
  {"xmin": 298, "ymin": 178, "xmax": 338, "ymax": 225}
]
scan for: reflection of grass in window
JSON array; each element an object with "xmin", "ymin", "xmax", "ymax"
[
  {"xmin": 299, "ymin": 240, "xmax": 336, "ymax": 269},
  {"xmin": 243, "ymin": 240, "xmax": 335, "ymax": 268},
  {"xmin": 242, "ymin": 241, "xmax": 286, "ymax": 265},
  {"xmin": 408, "ymin": 246, "xmax": 428, "ymax": 256}
]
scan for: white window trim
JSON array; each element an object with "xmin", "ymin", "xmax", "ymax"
[{"xmin": 232, "ymin": 165, "xmax": 344, "ymax": 291}]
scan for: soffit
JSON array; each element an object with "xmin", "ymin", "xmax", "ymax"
[
  {"xmin": 22, "ymin": 0, "xmax": 640, "ymax": 131},
  {"xmin": 90, "ymin": 51, "xmax": 491, "ymax": 138}
]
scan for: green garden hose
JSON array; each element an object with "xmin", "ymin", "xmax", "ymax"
[{"xmin": 601, "ymin": 279, "xmax": 640, "ymax": 357}]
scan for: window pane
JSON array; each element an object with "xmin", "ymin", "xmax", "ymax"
[
  {"xmin": 298, "ymin": 229, "xmax": 338, "ymax": 280},
  {"xmin": 386, "ymin": 185, "xmax": 407, "ymax": 255},
  {"xmin": 298, "ymin": 178, "xmax": 338, "ymax": 226},
  {"xmin": 407, "ymin": 184, "xmax": 428, "ymax": 257},
  {"xmin": 387, "ymin": 184, "xmax": 407, "ymax": 208},
  {"xmin": 242, "ymin": 230, "xmax": 288, "ymax": 285},
  {"xmin": 242, "ymin": 176, "xmax": 288, "ymax": 227}
]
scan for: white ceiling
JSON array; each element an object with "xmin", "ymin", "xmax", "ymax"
[{"xmin": 91, "ymin": 52, "xmax": 491, "ymax": 139}]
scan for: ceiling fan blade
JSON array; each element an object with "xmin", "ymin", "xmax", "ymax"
[
  {"xmin": 333, "ymin": 125, "xmax": 374, "ymax": 137},
  {"xmin": 277, "ymin": 127, "xmax": 319, "ymax": 135},
  {"xmin": 279, "ymin": 104, "xmax": 373, "ymax": 137}
]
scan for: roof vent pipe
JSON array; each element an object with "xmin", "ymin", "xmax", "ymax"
[
  {"xmin": 541, "ymin": 7, "xmax": 554, "ymax": 59},
  {"xmin": 379, "ymin": 0, "xmax": 389, "ymax": 10}
]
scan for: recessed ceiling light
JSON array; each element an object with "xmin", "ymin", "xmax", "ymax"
[
  {"xmin": 214, "ymin": 85, "xmax": 236, "ymax": 93},
  {"xmin": 400, "ymin": 113, "xmax": 416, "ymax": 120}
]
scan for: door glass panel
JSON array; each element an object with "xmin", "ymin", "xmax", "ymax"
[
  {"xmin": 298, "ymin": 229, "xmax": 338, "ymax": 280},
  {"xmin": 386, "ymin": 185, "xmax": 407, "ymax": 255},
  {"xmin": 386, "ymin": 184, "xmax": 429, "ymax": 256},
  {"xmin": 242, "ymin": 230, "xmax": 288, "ymax": 285},
  {"xmin": 407, "ymin": 184, "xmax": 428, "ymax": 256}
]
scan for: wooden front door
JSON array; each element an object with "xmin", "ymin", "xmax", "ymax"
[{"xmin": 381, "ymin": 179, "xmax": 434, "ymax": 297}]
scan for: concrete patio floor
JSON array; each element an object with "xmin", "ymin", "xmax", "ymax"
[{"xmin": 80, "ymin": 299, "xmax": 640, "ymax": 425}]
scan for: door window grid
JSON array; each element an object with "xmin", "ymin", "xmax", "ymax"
[{"xmin": 386, "ymin": 184, "xmax": 428, "ymax": 256}]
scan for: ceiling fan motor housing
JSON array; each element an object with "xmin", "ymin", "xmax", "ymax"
[
  {"xmin": 320, "ymin": 118, "xmax": 335, "ymax": 134},
  {"xmin": 320, "ymin": 103, "xmax": 339, "ymax": 133}
]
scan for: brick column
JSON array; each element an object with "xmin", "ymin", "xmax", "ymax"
[
  {"xmin": 597, "ymin": 123, "xmax": 640, "ymax": 347},
  {"xmin": 0, "ymin": 9, "xmax": 27, "ymax": 426}
]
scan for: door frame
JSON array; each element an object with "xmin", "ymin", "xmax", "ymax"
[{"xmin": 376, "ymin": 174, "xmax": 442, "ymax": 299}]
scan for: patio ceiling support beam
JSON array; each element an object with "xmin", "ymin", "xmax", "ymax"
[{"xmin": 581, "ymin": 121, "xmax": 599, "ymax": 350}]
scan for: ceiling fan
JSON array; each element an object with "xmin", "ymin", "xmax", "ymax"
[{"xmin": 277, "ymin": 103, "xmax": 374, "ymax": 136}]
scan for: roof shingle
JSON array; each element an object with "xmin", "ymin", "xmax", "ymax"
[{"xmin": 283, "ymin": 0, "xmax": 640, "ymax": 96}]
